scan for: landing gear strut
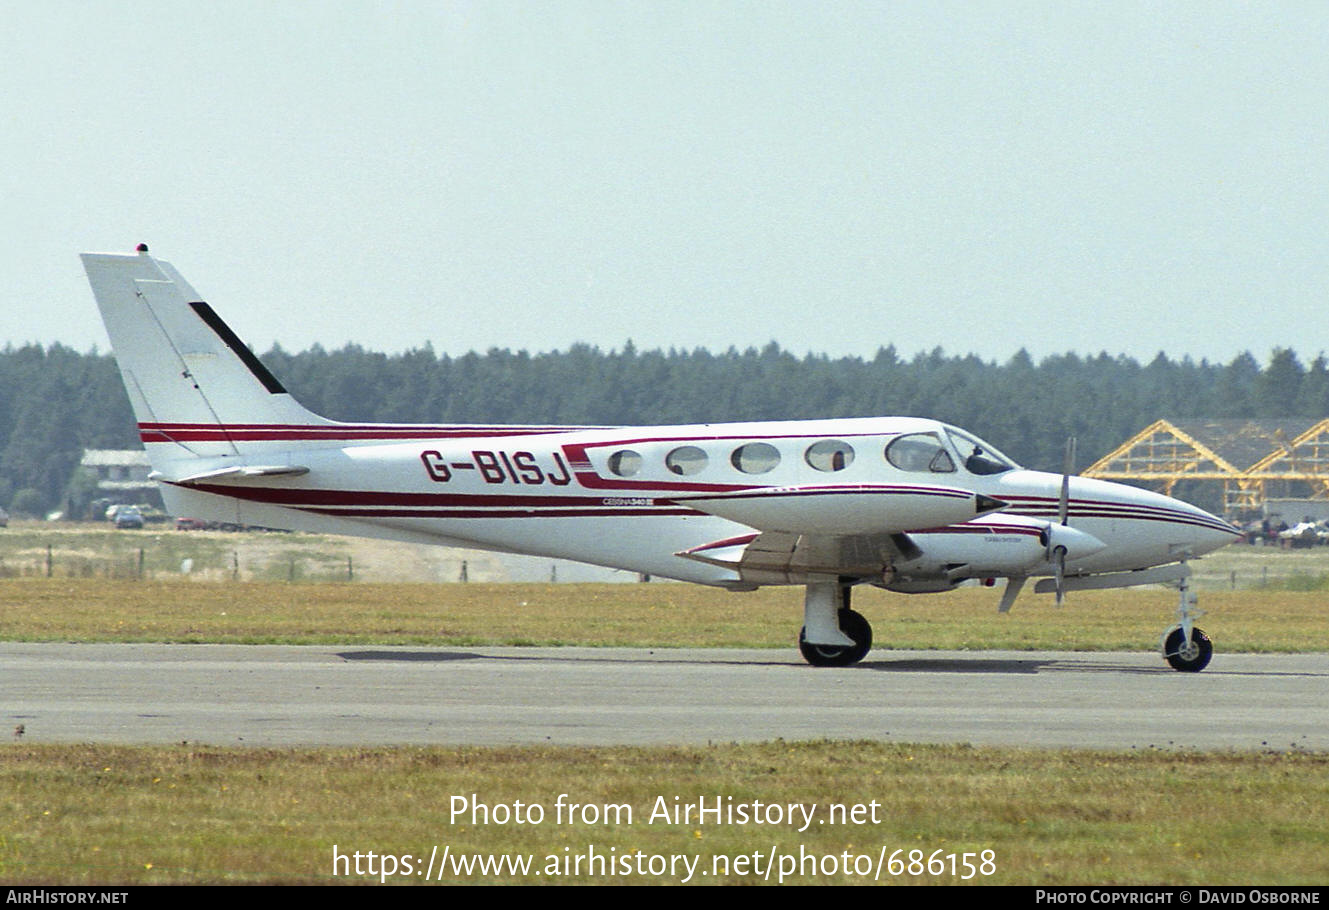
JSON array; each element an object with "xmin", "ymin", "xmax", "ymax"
[
  {"xmin": 1160, "ymin": 561, "xmax": 1212, "ymax": 672},
  {"xmin": 799, "ymin": 582, "xmax": 872, "ymax": 667}
]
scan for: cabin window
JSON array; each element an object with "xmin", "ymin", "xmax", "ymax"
[
  {"xmin": 665, "ymin": 445, "xmax": 708, "ymax": 476},
  {"xmin": 731, "ymin": 442, "xmax": 781, "ymax": 474},
  {"xmin": 885, "ymin": 433, "xmax": 956, "ymax": 473},
  {"xmin": 805, "ymin": 439, "xmax": 854, "ymax": 472},
  {"xmin": 607, "ymin": 449, "xmax": 642, "ymax": 477}
]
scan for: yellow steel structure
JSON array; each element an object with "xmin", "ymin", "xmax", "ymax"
[{"xmin": 1083, "ymin": 418, "xmax": 1329, "ymax": 514}]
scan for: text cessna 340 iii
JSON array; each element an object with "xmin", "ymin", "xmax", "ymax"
[{"xmin": 82, "ymin": 246, "xmax": 1241, "ymax": 670}]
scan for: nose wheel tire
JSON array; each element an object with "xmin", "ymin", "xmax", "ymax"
[
  {"xmin": 799, "ymin": 608, "xmax": 872, "ymax": 667},
  {"xmin": 1163, "ymin": 626, "xmax": 1212, "ymax": 672}
]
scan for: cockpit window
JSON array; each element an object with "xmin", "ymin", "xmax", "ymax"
[
  {"xmin": 946, "ymin": 428, "xmax": 1017, "ymax": 476},
  {"xmin": 885, "ymin": 433, "xmax": 956, "ymax": 473}
]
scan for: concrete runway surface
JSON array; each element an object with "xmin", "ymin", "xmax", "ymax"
[{"xmin": 3, "ymin": 643, "xmax": 1325, "ymax": 750}]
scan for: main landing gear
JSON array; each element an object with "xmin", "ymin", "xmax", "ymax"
[
  {"xmin": 1160, "ymin": 561, "xmax": 1212, "ymax": 672},
  {"xmin": 799, "ymin": 582, "xmax": 872, "ymax": 667}
]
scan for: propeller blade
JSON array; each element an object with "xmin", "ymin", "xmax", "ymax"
[
  {"xmin": 1046, "ymin": 438, "xmax": 1077, "ymax": 605},
  {"xmin": 1057, "ymin": 436, "xmax": 1077, "ymax": 526}
]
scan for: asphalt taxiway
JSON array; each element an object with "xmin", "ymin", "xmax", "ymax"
[{"xmin": 4, "ymin": 644, "xmax": 1326, "ymax": 750}]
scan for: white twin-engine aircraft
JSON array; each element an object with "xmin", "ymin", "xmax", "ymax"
[{"xmin": 82, "ymin": 246, "xmax": 1241, "ymax": 670}]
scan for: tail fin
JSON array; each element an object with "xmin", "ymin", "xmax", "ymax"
[{"xmin": 81, "ymin": 246, "xmax": 330, "ymax": 460}]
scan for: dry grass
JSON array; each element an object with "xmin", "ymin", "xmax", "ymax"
[
  {"xmin": 8, "ymin": 520, "xmax": 1329, "ymax": 587},
  {"xmin": 1, "ymin": 741, "xmax": 1324, "ymax": 885},
  {"xmin": 0, "ymin": 578, "xmax": 1325, "ymax": 652}
]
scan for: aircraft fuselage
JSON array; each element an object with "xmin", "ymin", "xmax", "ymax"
[{"xmin": 148, "ymin": 415, "xmax": 1238, "ymax": 590}]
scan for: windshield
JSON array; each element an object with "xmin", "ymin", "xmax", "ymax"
[{"xmin": 945, "ymin": 427, "xmax": 1019, "ymax": 476}]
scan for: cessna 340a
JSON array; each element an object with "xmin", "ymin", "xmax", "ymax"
[{"xmin": 82, "ymin": 246, "xmax": 1241, "ymax": 670}]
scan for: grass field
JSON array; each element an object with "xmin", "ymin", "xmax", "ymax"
[
  {"xmin": 1, "ymin": 577, "xmax": 1327, "ymax": 652},
  {"xmin": 2, "ymin": 742, "xmax": 1326, "ymax": 885},
  {"xmin": 1, "ymin": 527, "xmax": 1326, "ymax": 885}
]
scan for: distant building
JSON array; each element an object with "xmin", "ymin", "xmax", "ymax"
[
  {"xmin": 79, "ymin": 450, "xmax": 161, "ymax": 508},
  {"xmin": 1084, "ymin": 419, "xmax": 1329, "ymax": 518}
]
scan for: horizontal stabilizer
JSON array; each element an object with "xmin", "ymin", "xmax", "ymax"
[{"xmin": 169, "ymin": 465, "xmax": 311, "ymax": 485}]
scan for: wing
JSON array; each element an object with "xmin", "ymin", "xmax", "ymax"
[
  {"xmin": 670, "ymin": 481, "xmax": 1012, "ymax": 588},
  {"xmin": 669, "ymin": 483, "xmax": 1006, "ymax": 535},
  {"xmin": 676, "ymin": 510, "xmax": 1106, "ymax": 591}
]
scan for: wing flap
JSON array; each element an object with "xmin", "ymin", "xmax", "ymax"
[{"xmin": 678, "ymin": 530, "xmax": 913, "ymax": 585}]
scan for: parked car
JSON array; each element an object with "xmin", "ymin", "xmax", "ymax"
[
  {"xmin": 1277, "ymin": 520, "xmax": 1329, "ymax": 548},
  {"xmin": 114, "ymin": 505, "xmax": 144, "ymax": 529}
]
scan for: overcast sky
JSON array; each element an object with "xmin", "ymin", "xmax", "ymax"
[{"xmin": 4, "ymin": 2, "xmax": 1328, "ymax": 365}]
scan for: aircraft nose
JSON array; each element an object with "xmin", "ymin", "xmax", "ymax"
[
  {"xmin": 1058, "ymin": 473, "xmax": 1243, "ymax": 559},
  {"xmin": 1175, "ymin": 501, "xmax": 1243, "ymax": 555}
]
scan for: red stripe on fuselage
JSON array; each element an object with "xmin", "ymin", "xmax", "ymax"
[
  {"xmin": 173, "ymin": 482, "xmax": 685, "ymax": 510},
  {"xmin": 140, "ymin": 422, "xmax": 596, "ymax": 443}
]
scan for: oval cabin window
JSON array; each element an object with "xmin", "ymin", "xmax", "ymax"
[
  {"xmin": 805, "ymin": 439, "xmax": 855, "ymax": 472},
  {"xmin": 730, "ymin": 442, "xmax": 781, "ymax": 474},
  {"xmin": 665, "ymin": 445, "xmax": 709, "ymax": 476}
]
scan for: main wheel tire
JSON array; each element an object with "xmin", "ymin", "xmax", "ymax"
[
  {"xmin": 799, "ymin": 608, "xmax": 872, "ymax": 667},
  {"xmin": 1163, "ymin": 626, "xmax": 1213, "ymax": 672}
]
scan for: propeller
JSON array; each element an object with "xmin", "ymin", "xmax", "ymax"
[
  {"xmin": 1048, "ymin": 436, "xmax": 1077, "ymax": 605},
  {"xmin": 999, "ymin": 437, "xmax": 1080, "ymax": 615},
  {"xmin": 1058, "ymin": 437, "xmax": 1075, "ymax": 525}
]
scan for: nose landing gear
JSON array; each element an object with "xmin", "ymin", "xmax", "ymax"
[
  {"xmin": 1163, "ymin": 625, "xmax": 1213, "ymax": 672},
  {"xmin": 1160, "ymin": 561, "xmax": 1212, "ymax": 672}
]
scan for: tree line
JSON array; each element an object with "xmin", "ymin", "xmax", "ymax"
[{"xmin": 1, "ymin": 340, "xmax": 1323, "ymax": 517}]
